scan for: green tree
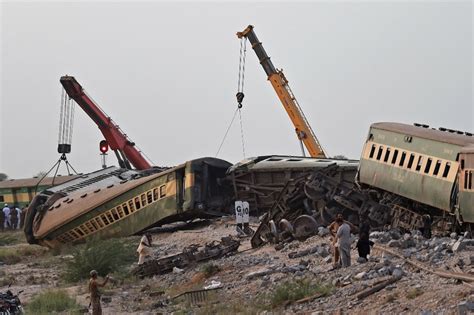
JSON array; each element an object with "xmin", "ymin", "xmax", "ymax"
[{"xmin": 0, "ymin": 173, "xmax": 8, "ymax": 181}]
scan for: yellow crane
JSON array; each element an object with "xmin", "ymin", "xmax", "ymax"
[{"xmin": 237, "ymin": 25, "xmax": 327, "ymax": 158}]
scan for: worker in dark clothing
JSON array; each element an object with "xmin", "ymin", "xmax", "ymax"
[
  {"xmin": 10, "ymin": 207, "xmax": 18, "ymax": 230},
  {"xmin": 356, "ymin": 232, "xmax": 374, "ymax": 262},
  {"xmin": 359, "ymin": 215, "xmax": 371, "ymax": 237}
]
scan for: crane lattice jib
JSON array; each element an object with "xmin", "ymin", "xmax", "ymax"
[
  {"xmin": 59, "ymin": 76, "xmax": 152, "ymax": 170},
  {"xmin": 237, "ymin": 25, "xmax": 327, "ymax": 158}
]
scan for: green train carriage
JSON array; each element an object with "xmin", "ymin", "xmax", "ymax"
[
  {"xmin": 357, "ymin": 122, "xmax": 474, "ymax": 229},
  {"xmin": 25, "ymin": 157, "xmax": 232, "ymax": 248}
]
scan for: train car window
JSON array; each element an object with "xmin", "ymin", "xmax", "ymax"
[
  {"xmin": 147, "ymin": 191, "xmax": 153, "ymax": 203},
  {"xmin": 416, "ymin": 156, "xmax": 423, "ymax": 172},
  {"xmin": 141, "ymin": 194, "xmax": 147, "ymax": 207},
  {"xmin": 0, "ymin": 196, "xmax": 3, "ymax": 202},
  {"xmin": 153, "ymin": 188, "xmax": 159, "ymax": 201},
  {"xmin": 391, "ymin": 150, "xmax": 399, "ymax": 164},
  {"xmin": 106, "ymin": 211, "xmax": 115, "ymax": 223},
  {"xmin": 100, "ymin": 214, "xmax": 110, "ymax": 225},
  {"xmin": 407, "ymin": 154, "xmax": 415, "ymax": 169},
  {"xmin": 134, "ymin": 197, "xmax": 142, "ymax": 210},
  {"xmin": 376, "ymin": 146, "xmax": 384, "ymax": 160},
  {"xmin": 465, "ymin": 171, "xmax": 469, "ymax": 189},
  {"xmin": 433, "ymin": 160, "xmax": 442, "ymax": 176},
  {"xmin": 122, "ymin": 203, "xmax": 130, "ymax": 216},
  {"xmin": 111, "ymin": 208, "xmax": 120, "ymax": 220},
  {"xmin": 128, "ymin": 200, "xmax": 135, "ymax": 213},
  {"xmin": 461, "ymin": 159, "xmax": 465, "ymax": 170},
  {"xmin": 369, "ymin": 144, "xmax": 376, "ymax": 159},
  {"xmin": 469, "ymin": 171, "xmax": 473, "ymax": 190},
  {"xmin": 399, "ymin": 152, "xmax": 406, "ymax": 167},
  {"xmin": 442, "ymin": 162, "xmax": 451, "ymax": 178},
  {"xmin": 116, "ymin": 205, "xmax": 125, "ymax": 218},
  {"xmin": 424, "ymin": 158, "xmax": 432, "ymax": 174},
  {"xmin": 160, "ymin": 185, "xmax": 167, "ymax": 198},
  {"xmin": 94, "ymin": 217, "xmax": 105, "ymax": 229},
  {"xmin": 384, "ymin": 148, "xmax": 391, "ymax": 163}
]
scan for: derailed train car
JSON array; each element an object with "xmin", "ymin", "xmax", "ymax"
[
  {"xmin": 357, "ymin": 122, "xmax": 474, "ymax": 231},
  {"xmin": 25, "ymin": 158, "xmax": 232, "ymax": 248},
  {"xmin": 227, "ymin": 155, "xmax": 359, "ymax": 214}
]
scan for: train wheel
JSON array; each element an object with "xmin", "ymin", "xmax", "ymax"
[{"xmin": 293, "ymin": 215, "xmax": 318, "ymax": 240}]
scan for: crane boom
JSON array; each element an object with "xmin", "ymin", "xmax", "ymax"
[
  {"xmin": 237, "ymin": 25, "xmax": 327, "ymax": 158},
  {"xmin": 60, "ymin": 76, "xmax": 152, "ymax": 170}
]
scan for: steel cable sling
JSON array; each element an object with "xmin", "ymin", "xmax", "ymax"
[{"xmin": 215, "ymin": 37, "xmax": 248, "ymax": 158}]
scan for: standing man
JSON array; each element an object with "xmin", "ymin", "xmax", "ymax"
[
  {"xmin": 88, "ymin": 270, "xmax": 109, "ymax": 315},
  {"xmin": 10, "ymin": 206, "xmax": 18, "ymax": 230},
  {"xmin": 336, "ymin": 215, "xmax": 352, "ymax": 268},
  {"xmin": 329, "ymin": 214, "xmax": 344, "ymax": 268},
  {"xmin": 137, "ymin": 232, "xmax": 153, "ymax": 265},
  {"xmin": 2, "ymin": 204, "xmax": 10, "ymax": 229}
]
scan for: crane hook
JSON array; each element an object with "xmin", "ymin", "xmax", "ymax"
[{"xmin": 236, "ymin": 92, "xmax": 245, "ymax": 108}]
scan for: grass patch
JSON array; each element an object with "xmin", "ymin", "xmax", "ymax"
[
  {"xmin": 406, "ymin": 287, "xmax": 424, "ymax": 299},
  {"xmin": 0, "ymin": 245, "xmax": 48, "ymax": 264},
  {"xmin": 201, "ymin": 263, "xmax": 221, "ymax": 278},
  {"xmin": 25, "ymin": 290, "xmax": 82, "ymax": 314},
  {"xmin": 63, "ymin": 238, "xmax": 136, "ymax": 283},
  {"xmin": 267, "ymin": 278, "xmax": 334, "ymax": 308},
  {"xmin": 384, "ymin": 293, "xmax": 398, "ymax": 304},
  {"xmin": 0, "ymin": 231, "xmax": 26, "ymax": 246}
]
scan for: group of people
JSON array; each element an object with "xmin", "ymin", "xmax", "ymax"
[
  {"xmin": 1, "ymin": 203, "xmax": 26, "ymax": 231},
  {"xmin": 329, "ymin": 213, "xmax": 374, "ymax": 269}
]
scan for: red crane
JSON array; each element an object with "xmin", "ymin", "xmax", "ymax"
[{"xmin": 60, "ymin": 75, "xmax": 152, "ymax": 170}]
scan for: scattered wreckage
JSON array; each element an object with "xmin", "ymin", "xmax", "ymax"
[{"xmin": 132, "ymin": 236, "xmax": 240, "ymax": 278}]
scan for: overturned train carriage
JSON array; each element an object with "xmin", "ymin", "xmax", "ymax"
[
  {"xmin": 25, "ymin": 158, "xmax": 232, "ymax": 248},
  {"xmin": 358, "ymin": 122, "xmax": 474, "ymax": 231},
  {"xmin": 226, "ymin": 155, "xmax": 360, "ymax": 214}
]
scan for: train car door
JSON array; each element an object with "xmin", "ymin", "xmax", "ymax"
[
  {"xmin": 458, "ymin": 148, "xmax": 474, "ymax": 223},
  {"xmin": 176, "ymin": 169, "xmax": 185, "ymax": 213}
]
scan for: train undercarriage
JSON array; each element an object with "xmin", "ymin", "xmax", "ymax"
[{"xmin": 248, "ymin": 164, "xmax": 463, "ymax": 248}]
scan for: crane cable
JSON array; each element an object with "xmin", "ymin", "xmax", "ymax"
[
  {"xmin": 237, "ymin": 37, "xmax": 247, "ymax": 158},
  {"xmin": 58, "ymin": 88, "xmax": 75, "ymax": 148},
  {"xmin": 215, "ymin": 37, "xmax": 248, "ymax": 158}
]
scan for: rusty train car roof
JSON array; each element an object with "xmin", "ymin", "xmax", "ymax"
[{"xmin": 371, "ymin": 122, "xmax": 474, "ymax": 147}]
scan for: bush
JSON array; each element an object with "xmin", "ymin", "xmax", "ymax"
[
  {"xmin": 26, "ymin": 290, "xmax": 82, "ymax": 314},
  {"xmin": 201, "ymin": 263, "xmax": 221, "ymax": 278},
  {"xmin": 0, "ymin": 245, "xmax": 47, "ymax": 264},
  {"xmin": 63, "ymin": 238, "xmax": 136, "ymax": 282},
  {"xmin": 269, "ymin": 278, "xmax": 333, "ymax": 308}
]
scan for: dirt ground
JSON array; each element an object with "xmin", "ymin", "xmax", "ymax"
[{"xmin": 1, "ymin": 218, "xmax": 473, "ymax": 314}]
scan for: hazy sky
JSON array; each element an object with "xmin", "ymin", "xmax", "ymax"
[{"xmin": 1, "ymin": 1, "xmax": 472, "ymax": 178}]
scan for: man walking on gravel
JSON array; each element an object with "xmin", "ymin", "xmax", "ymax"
[{"xmin": 336, "ymin": 216, "xmax": 352, "ymax": 268}]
